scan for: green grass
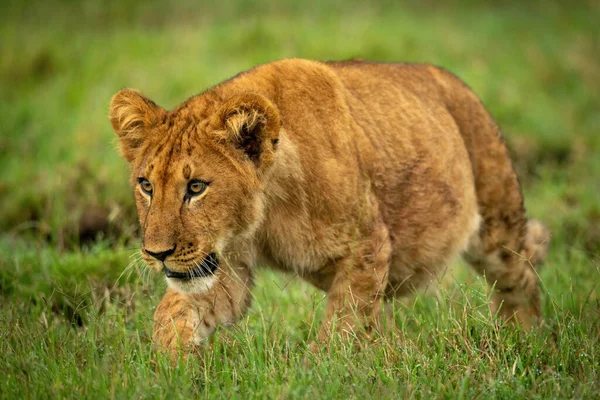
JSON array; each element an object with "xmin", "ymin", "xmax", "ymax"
[{"xmin": 1, "ymin": 0, "xmax": 599, "ymax": 398}]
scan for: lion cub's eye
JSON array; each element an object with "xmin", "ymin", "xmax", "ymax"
[
  {"xmin": 185, "ymin": 179, "xmax": 208, "ymax": 201},
  {"xmin": 138, "ymin": 178, "xmax": 153, "ymax": 196}
]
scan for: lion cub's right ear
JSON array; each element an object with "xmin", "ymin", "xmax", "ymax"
[
  {"xmin": 210, "ymin": 92, "xmax": 281, "ymax": 169},
  {"xmin": 109, "ymin": 89, "xmax": 165, "ymax": 162}
]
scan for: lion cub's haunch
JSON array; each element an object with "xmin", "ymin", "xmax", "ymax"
[{"xmin": 109, "ymin": 59, "xmax": 549, "ymax": 351}]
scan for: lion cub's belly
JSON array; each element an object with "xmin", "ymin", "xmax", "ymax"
[
  {"xmin": 382, "ymin": 153, "xmax": 480, "ymax": 297},
  {"xmin": 260, "ymin": 174, "xmax": 480, "ymax": 297}
]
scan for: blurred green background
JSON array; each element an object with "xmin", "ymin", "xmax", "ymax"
[
  {"xmin": 1, "ymin": 0, "xmax": 598, "ymax": 248},
  {"xmin": 0, "ymin": 0, "xmax": 599, "ymax": 398}
]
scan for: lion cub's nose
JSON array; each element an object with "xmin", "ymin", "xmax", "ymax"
[{"xmin": 144, "ymin": 246, "xmax": 176, "ymax": 262}]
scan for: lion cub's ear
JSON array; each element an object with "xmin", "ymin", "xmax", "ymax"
[
  {"xmin": 211, "ymin": 93, "xmax": 281, "ymax": 168},
  {"xmin": 109, "ymin": 89, "xmax": 165, "ymax": 162}
]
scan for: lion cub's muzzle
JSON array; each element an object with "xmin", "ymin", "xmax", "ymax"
[{"xmin": 163, "ymin": 252, "xmax": 219, "ymax": 280}]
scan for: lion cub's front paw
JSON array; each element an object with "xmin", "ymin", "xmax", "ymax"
[{"xmin": 152, "ymin": 291, "xmax": 214, "ymax": 352}]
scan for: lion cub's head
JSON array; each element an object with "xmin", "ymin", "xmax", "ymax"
[{"xmin": 109, "ymin": 89, "xmax": 280, "ymax": 293}]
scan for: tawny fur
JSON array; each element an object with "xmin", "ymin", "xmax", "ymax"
[{"xmin": 109, "ymin": 59, "xmax": 550, "ymax": 352}]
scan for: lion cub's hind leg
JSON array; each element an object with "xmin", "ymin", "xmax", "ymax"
[{"xmin": 464, "ymin": 217, "xmax": 550, "ymax": 329}]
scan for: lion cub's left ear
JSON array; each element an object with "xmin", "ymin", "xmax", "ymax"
[
  {"xmin": 211, "ymin": 92, "xmax": 281, "ymax": 168},
  {"xmin": 109, "ymin": 88, "xmax": 165, "ymax": 162}
]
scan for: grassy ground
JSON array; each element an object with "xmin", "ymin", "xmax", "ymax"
[{"xmin": 1, "ymin": 0, "xmax": 599, "ymax": 398}]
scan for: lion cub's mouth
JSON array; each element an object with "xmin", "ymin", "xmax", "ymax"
[{"xmin": 163, "ymin": 252, "xmax": 219, "ymax": 280}]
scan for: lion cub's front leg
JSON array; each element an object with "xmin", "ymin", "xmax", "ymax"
[
  {"xmin": 153, "ymin": 290, "xmax": 209, "ymax": 350},
  {"xmin": 153, "ymin": 270, "xmax": 254, "ymax": 352},
  {"xmin": 317, "ymin": 220, "xmax": 392, "ymax": 343}
]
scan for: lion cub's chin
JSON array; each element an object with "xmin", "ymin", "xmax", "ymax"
[{"xmin": 165, "ymin": 276, "xmax": 216, "ymax": 295}]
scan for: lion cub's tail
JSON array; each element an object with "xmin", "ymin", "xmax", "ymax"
[{"xmin": 523, "ymin": 219, "xmax": 551, "ymax": 267}]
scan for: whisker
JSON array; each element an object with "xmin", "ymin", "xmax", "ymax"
[{"xmin": 113, "ymin": 251, "xmax": 144, "ymax": 290}]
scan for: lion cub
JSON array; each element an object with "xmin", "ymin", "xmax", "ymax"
[{"xmin": 109, "ymin": 59, "xmax": 549, "ymax": 351}]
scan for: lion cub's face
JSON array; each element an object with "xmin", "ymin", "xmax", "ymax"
[{"xmin": 109, "ymin": 89, "xmax": 280, "ymax": 293}]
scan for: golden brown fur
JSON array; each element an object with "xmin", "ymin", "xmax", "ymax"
[{"xmin": 109, "ymin": 59, "xmax": 550, "ymax": 351}]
